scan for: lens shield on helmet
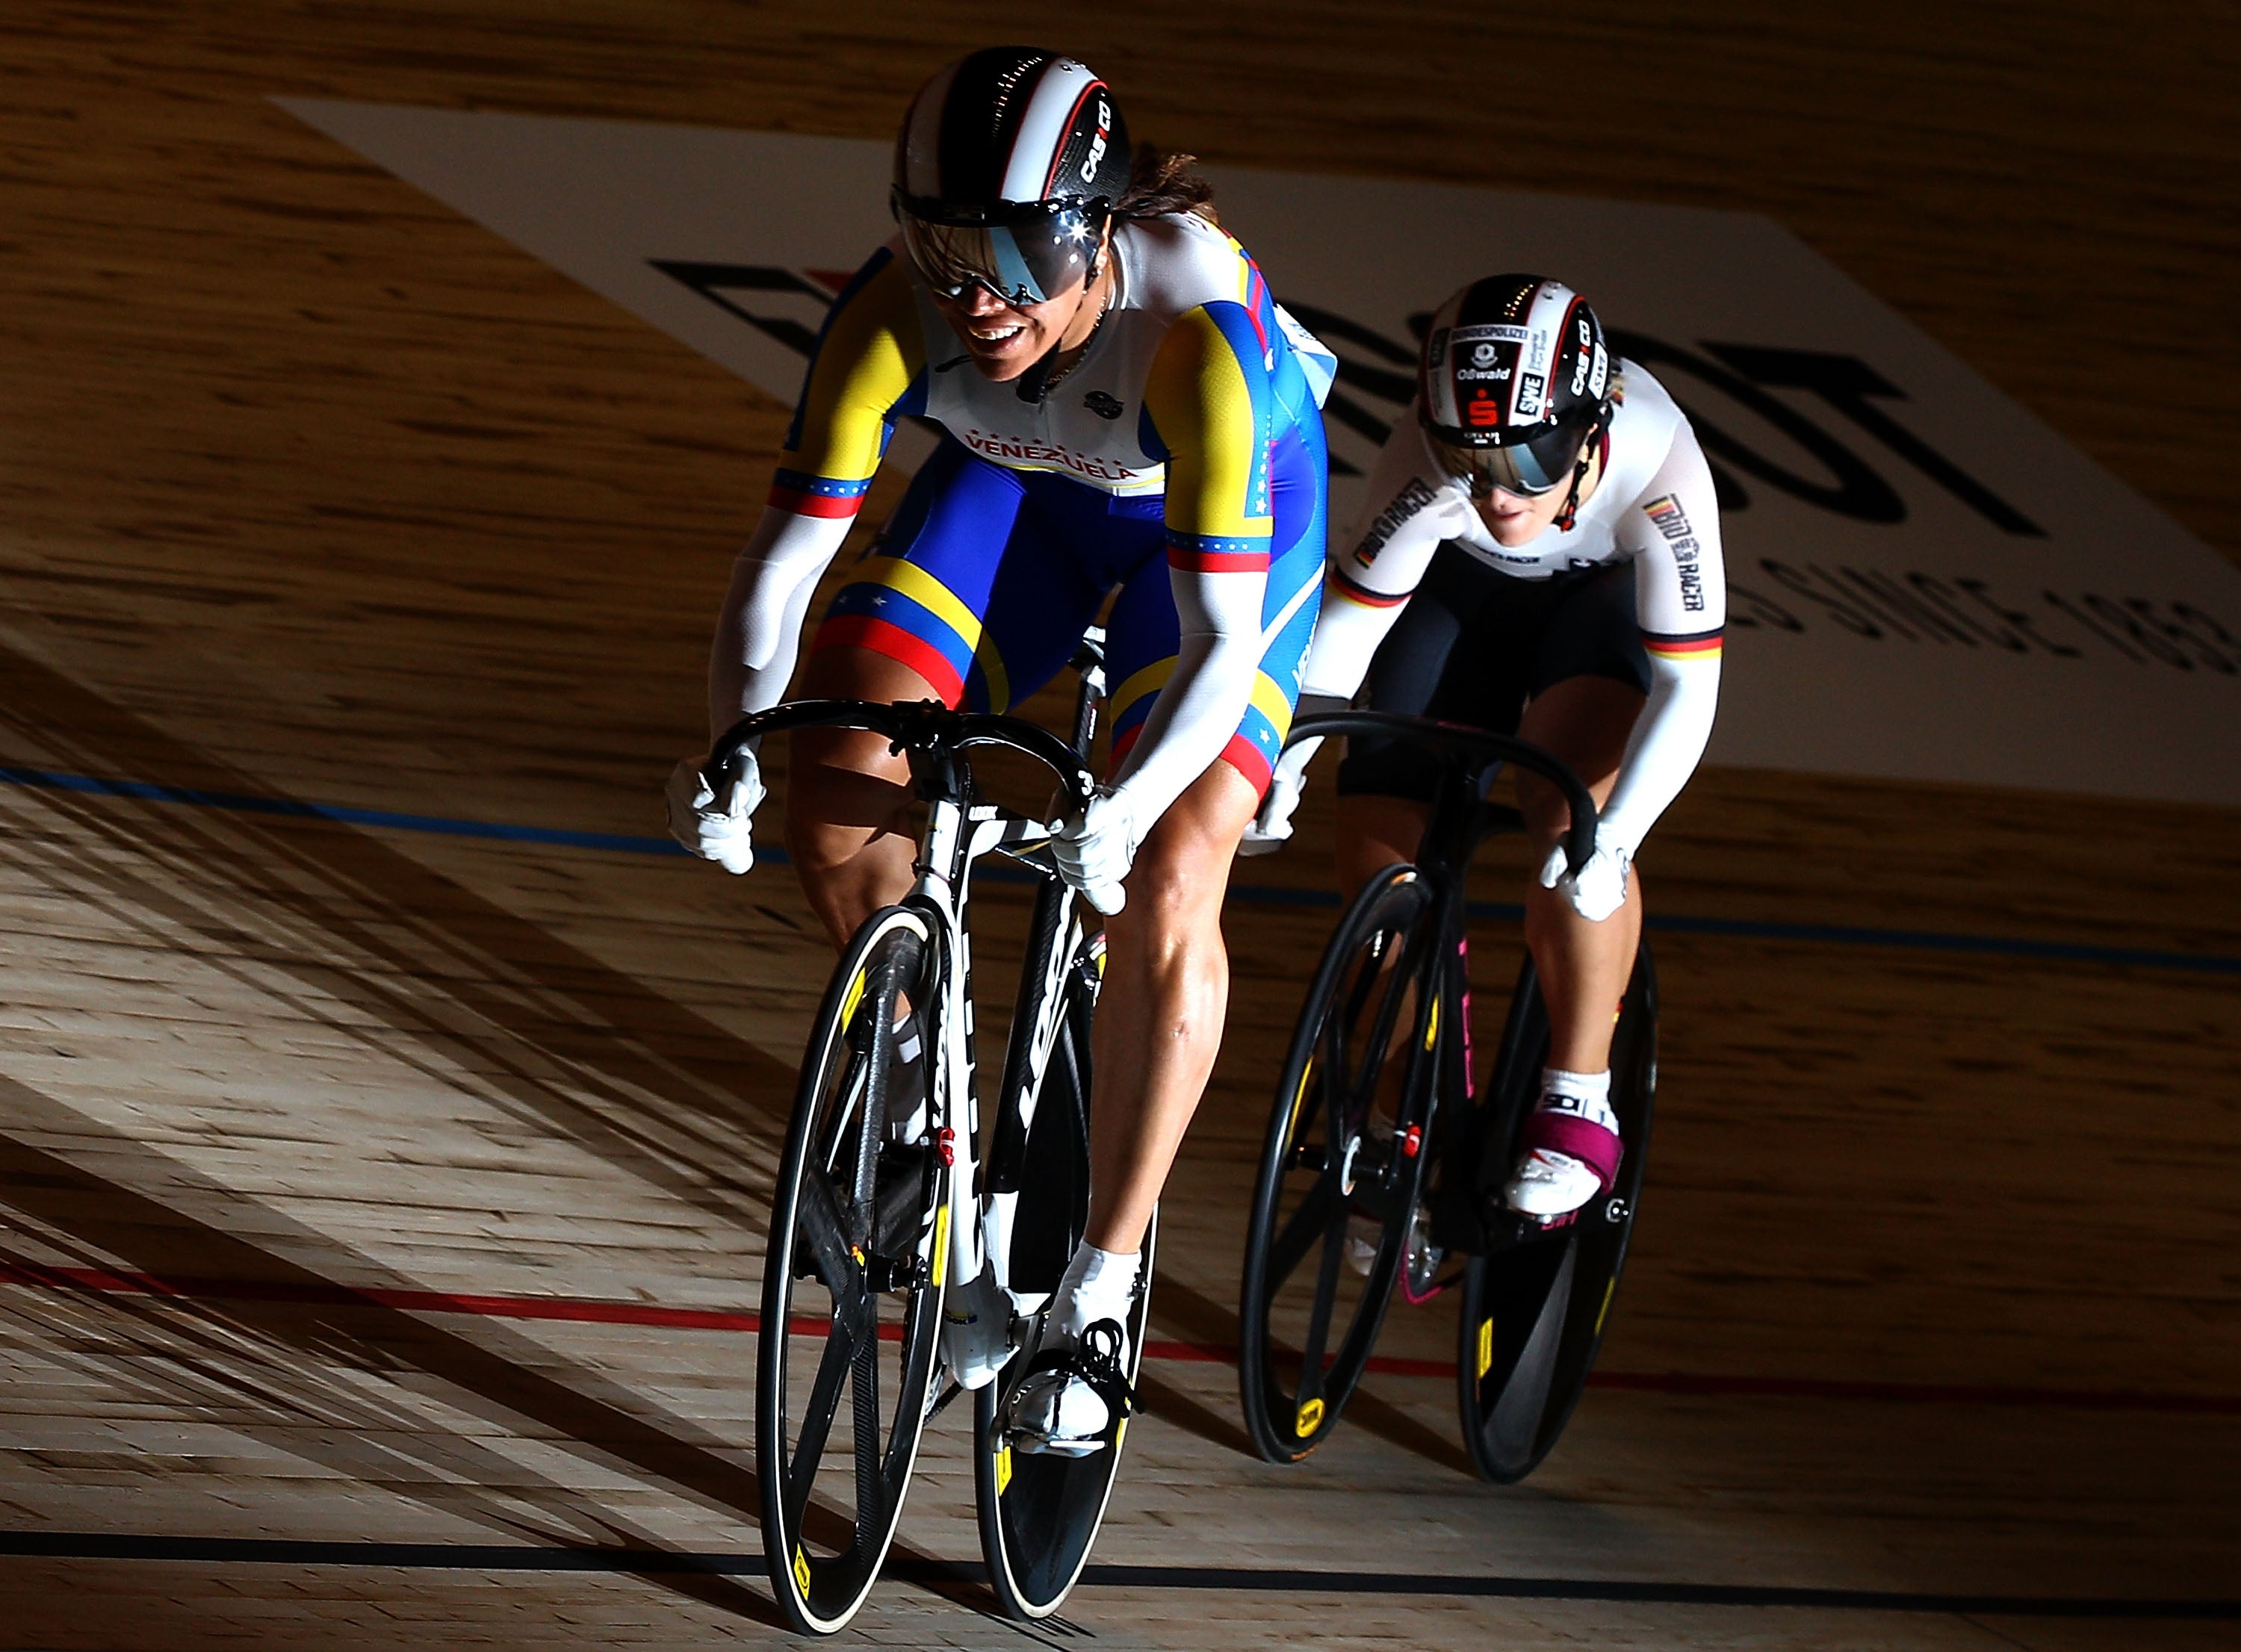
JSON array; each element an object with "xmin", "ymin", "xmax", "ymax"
[
  {"xmin": 1428, "ymin": 415, "xmax": 1594, "ymax": 497},
  {"xmin": 895, "ymin": 193, "xmax": 1105, "ymax": 306}
]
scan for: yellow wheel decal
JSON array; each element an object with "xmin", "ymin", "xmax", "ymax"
[
  {"xmin": 1286, "ymin": 1061, "xmax": 1315, "ymax": 1140},
  {"xmin": 1475, "ymin": 1317, "xmax": 1495, "ymax": 1379},
  {"xmin": 1424, "ymin": 994, "xmax": 1439, "ymax": 1051},
  {"xmin": 1593, "ymin": 1276, "xmax": 1617, "ymax": 1338},
  {"xmin": 931, "ymin": 1204, "xmax": 949, "ymax": 1288},
  {"xmin": 792, "ymin": 1545, "xmax": 811, "ymax": 1596},
  {"xmin": 1295, "ymin": 1396, "xmax": 1325, "ymax": 1435},
  {"xmin": 839, "ymin": 968, "xmax": 867, "ymax": 1031},
  {"xmin": 995, "ymin": 1443, "xmax": 1013, "ymax": 1494}
]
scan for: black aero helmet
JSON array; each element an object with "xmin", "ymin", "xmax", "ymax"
[
  {"xmin": 1420, "ymin": 275, "xmax": 1613, "ymax": 497},
  {"xmin": 893, "ymin": 48, "xmax": 1131, "ymax": 306}
]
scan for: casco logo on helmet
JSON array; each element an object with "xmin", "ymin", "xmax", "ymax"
[
  {"xmin": 1471, "ymin": 342, "xmax": 1497, "ymax": 367},
  {"xmin": 1080, "ymin": 99, "xmax": 1112, "ymax": 185}
]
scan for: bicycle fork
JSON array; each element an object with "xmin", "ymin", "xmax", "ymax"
[{"xmin": 921, "ymin": 804, "xmax": 1082, "ymax": 1376}]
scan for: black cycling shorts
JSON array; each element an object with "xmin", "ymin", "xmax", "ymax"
[{"xmin": 1336, "ymin": 547, "xmax": 1651, "ymax": 804}]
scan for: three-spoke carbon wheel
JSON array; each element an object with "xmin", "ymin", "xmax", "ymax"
[
  {"xmin": 757, "ymin": 905, "xmax": 950, "ymax": 1635},
  {"xmin": 1239, "ymin": 863, "xmax": 1442, "ymax": 1462},
  {"xmin": 1457, "ymin": 945, "xmax": 1658, "ymax": 1483}
]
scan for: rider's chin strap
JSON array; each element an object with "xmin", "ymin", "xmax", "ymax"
[
  {"xmin": 1014, "ymin": 341, "xmax": 1065, "ymax": 405},
  {"xmin": 1552, "ymin": 412, "xmax": 1614, "ymax": 533}
]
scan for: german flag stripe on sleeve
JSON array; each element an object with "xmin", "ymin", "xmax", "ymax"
[
  {"xmin": 1330, "ymin": 565, "xmax": 1410, "ymax": 609},
  {"xmin": 1643, "ymin": 627, "xmax": 1724, "ymax": 660}
]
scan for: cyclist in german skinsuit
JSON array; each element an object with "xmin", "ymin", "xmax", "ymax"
[
  {"xmin": 666, "ymin": 49, "xmax": 1333, "ymax": 1450},
  {"xmin": 1247, "ymin": 275, "xmax": 1723, "ymax": 1220}
]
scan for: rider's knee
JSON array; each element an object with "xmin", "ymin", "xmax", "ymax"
[
  {"xmin": 1516, "ymin": 772, "xmax": 1573, "ymax": 852},
  {"xmin": 784, "ymin": 760, "xmax": 909, "ymax": 875}
]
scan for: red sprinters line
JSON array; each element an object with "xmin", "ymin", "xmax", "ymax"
[{"xmin": 4, "ymin": 1259, "xmax": 2233, "ymax": 1416}]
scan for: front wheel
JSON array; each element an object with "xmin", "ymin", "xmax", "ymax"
[
  {"xmin": 757, "ymin": 904, "xmax": 949, "ymax": 1635},
  {"xmin": 1457, "ymin": 944, "xmax": 1658, "ymax": 1483},
  {"xmin": 1238, "ymin": 863, "xmax": 1442, "ymax": 1462}
]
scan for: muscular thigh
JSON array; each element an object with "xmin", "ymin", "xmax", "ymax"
[
  {"xmin": 1336, "ymin": 547, "xmax": 1528, "ymax": 804},
  {"xmin": 1515, "ymin": 568, "xmax": 1652, "ymax": 839},
  {"xmin": 793, "ymin": 439, "xmax": 1031, "ymax": 832}
]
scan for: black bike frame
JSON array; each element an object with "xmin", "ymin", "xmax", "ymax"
[{"xmin": 1281, "ymin": 712, "xmax": 1602, "ymax": 1259}]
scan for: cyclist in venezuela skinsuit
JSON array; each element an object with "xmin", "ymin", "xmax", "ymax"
[
  {"xmin": 666, "ymin": 48, "xmax": 1333, "ymax": 1450},
  {"xmin": 1247, "ymin": 274, "xmax": 1723, "ymax": 1220}
]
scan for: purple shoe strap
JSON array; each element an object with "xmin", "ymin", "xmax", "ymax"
[{"xmin": 1517, "ymin": 1111, "xmax": 1623, "ymax": 1193}]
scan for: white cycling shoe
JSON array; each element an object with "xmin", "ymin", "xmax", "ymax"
[
  {"xmin": 1004, "ymin": 1318, "xmax": 1136, "ymax": 1457},
  {"xmin": 1502, "ymin": 1094, "xmax": 1624, "ymax": 1219}
]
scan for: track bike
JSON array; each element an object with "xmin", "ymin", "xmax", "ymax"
[
  {"xmin": 1236, "ymin": 711, "xmax": 1658, "ymax": 1482},
  {"xmin": 722, "ymin": 636, "xmax": 1155, "ymax": 1633}
]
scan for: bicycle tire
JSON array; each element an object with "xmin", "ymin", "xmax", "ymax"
[
  {"xmin": 757, "ymin": 904, "xmax": 950, "ymax": 1634},
  {"xmin": 1456, "ymin": 943, "xmax": 1658, "ymax": 1483},
  {"xmin": 1238, "ymin": 863, "xmax": 1442, "ymax": 1462}
]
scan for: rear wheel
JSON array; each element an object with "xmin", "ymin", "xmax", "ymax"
[
  {"xmin": 1238, "ymin": 863, "xmax": 1442, "ymax": 1462},
  {"xmin": 757, "ymin": 905, "xmax": 949, "ymax": 1635},
  {"xmin": 1456, "ymin": 944, "xmax": 1658, "ymax": 1482},
  {"xmin": 975, "ymin": 929, "xmax": 1150, "ymax": 1620}
]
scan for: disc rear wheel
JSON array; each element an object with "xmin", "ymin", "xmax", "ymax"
[
  {"xmin": 1457, "ymin": 945, "xmax": 1658, "ymax": 1482},
  {"xmin": 975, "ymin": 930, "xmax": 1149, "ymax": 1621}
]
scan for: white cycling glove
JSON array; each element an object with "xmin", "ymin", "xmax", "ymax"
[
  {"xmin": 1053, "ymin": 787, "xmax": 1140, "ymax": 916},
  {"xmin": 666, "ymin": 749, "xmax": 767, "ymax": 875},
  {"xmin": 1237, "ymin": 736, "xmax": 1321, "ymax": 858},
  {"xmin": 1538, "ymin": 836, "xmax": 1632, "ymax": 923}
]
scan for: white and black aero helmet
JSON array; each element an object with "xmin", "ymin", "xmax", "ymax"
[
  {"xmin": 1420, "ymin": 275, "xmax": 1613, "ymax": 498},
  {"xmin": 893, "ymin": 48, "xmax": 1132, "ymax": 306}
]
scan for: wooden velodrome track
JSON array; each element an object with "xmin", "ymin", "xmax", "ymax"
[{"xmin": 2, "ymin": 3, "xmax": 2237, "ymax": 1648}]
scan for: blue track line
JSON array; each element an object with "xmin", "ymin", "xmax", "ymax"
[
  {"xmin": 0, "ymin": 764, "xmax": 689, "ymax": 856},
  {"xmin": 5, "ymin": 762, "xmax": 2238, "ymax": 977}
]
